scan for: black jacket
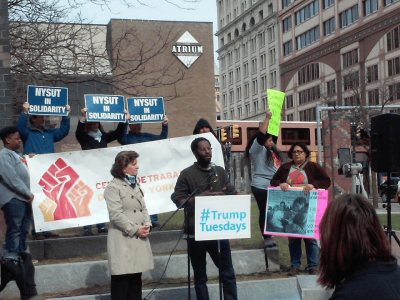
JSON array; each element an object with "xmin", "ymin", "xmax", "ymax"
[{"xmin": 75, "ymin": 121, "xmax": 125, "ymax": 150}]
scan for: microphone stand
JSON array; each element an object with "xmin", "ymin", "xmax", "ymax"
[{"xmin": 159, "ymin": 172, "xmax": 215, "ymax": 300}]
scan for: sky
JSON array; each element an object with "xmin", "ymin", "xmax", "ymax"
[{"xmin": 76, "ymin": 0, "xmax": 218, "ymax": 61}]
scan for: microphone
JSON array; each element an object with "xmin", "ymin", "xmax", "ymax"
[{"xmin": 210, "ymin": 163, "xmax": 219, "ymax": 182}]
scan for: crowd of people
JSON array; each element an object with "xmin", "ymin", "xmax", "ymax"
[{"xmin": 2, "ymin": 103, "xmax": 400, "ymax": 300}]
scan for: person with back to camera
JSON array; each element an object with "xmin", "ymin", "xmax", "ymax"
[
  {"xmin": 76, "ymin": 107, "xmax": 129, "ymax": 236},
  {"xmin": 244, "ymin": 111, "xmax": 282, "ymax": 248},
  {"xmin": 16, "ymin": 101, "xmax": 70, "ymax": 240},
  {"xmin": 318, "ymin": 193, "xmax": 400, "ymax": 299},
  {"xmin": 104, "ymin": 151, "xmax": 154, "ymax": 300},
  {"xmin": 270, "ymin": 141, "xmax": 331, "ymax": 276}
]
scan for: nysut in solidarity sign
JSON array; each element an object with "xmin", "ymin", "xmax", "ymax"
[
  {"xmin": 127, "ymin": 97, "xmax": 165, "ymax": 123},
  {"xmin": 84, "ymin": 94, "xmax": 125, "ymax": 122},
  {"xmin": 27, "ymin": 86, "xmax": 68, "ymax": 116}
]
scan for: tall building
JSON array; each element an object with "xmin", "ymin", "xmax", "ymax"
[
  {"xmin": 278, "ymin": 0, "xmax": 400, "ymax": 121},
  {"xmin": 216, "ymin": 0, "xmax": 280, "ymax": 122}
]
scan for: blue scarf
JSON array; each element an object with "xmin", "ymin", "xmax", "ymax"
[{"xmin": 124, "ymin": 174, "xmax": 137, "ymax": 189}]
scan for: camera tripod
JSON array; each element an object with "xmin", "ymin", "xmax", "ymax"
[{"xmin": 382, "ymin": 172, "xmax": 400, "ymax": 248}]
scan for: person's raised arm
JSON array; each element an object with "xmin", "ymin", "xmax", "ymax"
[
  {"xmin": 53, "ymin": 104, "xmax": 70, "ymax": 142},
  {"xmin": 256, "ymin": 111, "xmax": 272, "ymax": 146},
  {"xmin": 16, "ymin": 102, "xmax": 30, "ymax": 140}
]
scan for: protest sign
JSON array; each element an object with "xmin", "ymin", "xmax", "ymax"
[
  {"xmin": 28, "ymin": 132, "xmax": 224, "ymax": 231},
  {"xmin": 27, "ymin": 85, "xmax": 68, "ymax": 116},
  {"xmin": 264, "ymin": 187, "xmax": 329, "ymax": 239},
  {"xmin": 266, "ymin": 89, "xmax": 285, "ymax": 136},
  {"xmin": 84, "ymin": 94, "xmax": 125, "ymax": 122},
  {"xmin": 195, "ymin": 195, "xmax": 251, "ymax": 241},
  {"xmin": 126, "ymin": 97, "xmax": 165, "ymax": 124}
]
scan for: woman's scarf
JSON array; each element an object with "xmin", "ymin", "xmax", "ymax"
[{"xmin": 88, "ymin": 130, "xmax": 102, "ymax": 142}]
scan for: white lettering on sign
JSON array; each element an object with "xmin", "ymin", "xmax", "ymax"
[
  {"xmin": 35, "ymin": 88, "xmax": 62, "ymax": 98},
  {"xmin": 92, "ymin": 96, "xmax": 119, "ymax": 105}
]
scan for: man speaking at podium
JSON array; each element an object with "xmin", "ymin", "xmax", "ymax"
[{"xmin": 171, "ymin": 137, "xmax": 238, "ymax": 300}]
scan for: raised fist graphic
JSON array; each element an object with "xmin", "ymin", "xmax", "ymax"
[{"xmin": 67, "ymin": 180, "xmax": 93, "ymax": 218}]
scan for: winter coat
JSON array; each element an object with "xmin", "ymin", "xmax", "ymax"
[
  {"xmin": 75, "ymin": 121, "xmax": 125, "ymax": 150},
  {"xmin": 16, "ymin": 112, "xmax": 70, "ymax": 154},
  {"xmin": 104, "ymin": 177, "xmax": 154, "ymax": 275}
]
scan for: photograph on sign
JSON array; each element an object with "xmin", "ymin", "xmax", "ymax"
[
  {"xmin": 126, "ymin": 97, "xmax": 165, "ymax": 124},
  {"xmin": 265, "ymin": 187, "xmax": 326, "ymax": 239},
  {"xmin": 84, "ymin": 94, "xmax": 125, "ymax": 122},
  {"xmin": 195, "ymin": 195, "xmax": 251, "ymax": 241},
  {"xmin": 27, "ymin": 85, "xmax": 68, "ymax": 116}
]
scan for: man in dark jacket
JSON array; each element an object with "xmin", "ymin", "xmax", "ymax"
[{"xmin": 171, "ymin": 137, "xmax": 237, "ymax": 300}]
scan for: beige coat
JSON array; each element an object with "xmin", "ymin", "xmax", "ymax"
[{"xmin": 104, "ymin": 177, "xmax": 154, "ymax": 275}]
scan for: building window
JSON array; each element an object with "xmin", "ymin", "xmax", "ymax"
[
  {"xmin": 228, "ymin": 51, "xmax": 233, "ymax": 65},
  {"xmin": 299, "ymin": 107, "xmax": 316, "ymax": 121},
  {"xmin": 251, "ymin": 37, "xmax": 257, "ymax": 52},
  {"xmin": 366, "ymin": 64, "xmax": 378, "ymax": 82},
  {"xmin": 221, "ymin": 37, "xmax": 225, "ymax": 46},
  {"xmin": 244, "ymin": 62, "xmax": 249, "ymax": 77},
  {"xmin": 223, "ymin": 94, "xmax": 227, "ymax": 107},
  {"xmin": 245, "ymin": 103, "xmax": 251, "ymax": 116},
  {"xmin": 270, "ymin": 71, "xmax": 276, "ymax": 87},
  {"xmin": 343, "ymin": 71, "xmax": 360, "ymax": 91},
  {"xmin": 286, "ymin": 113, "xmax": 294, "ymax": 121},
  {"xmin": 388, "ymin": 57, "xmax": 400, "ymax": 76},
  {"xmin": 235, "ymin": 48, "xmax": 240, "ymax": 61},
  {"xmin": 388, "ymin": 83, "xmax": 400, "ymax": 101},
  {"xmin": 323, "ymin": 0, "xmax": 334, "ymax": 9},
  {"xmin": 340, "ymin": 5, "xmax": 358, "ymax": 28},
  {"xmin": 253, "ymin": 100, "xmax": 259, "ymax": 114},
  {"xmin": 298, "ymin": 63, "xmax": 320, "ymax": 85},
  {"xmin": 243, "ymin": 42, "xmax": 248, "ymax": 57},
  {"xmin": 327, "ymin": 79, "xmax": 336, "ymax": 96},
  {"xmin": 259, "ymin": 10, "xmax": 264, "ymax": 20},
  {"xmin": 268, "ymin": 26, "xmax": 275, "ymax": 42},
  {"xmin": 252, "ymin": 58, "xmax": 257, "ymax": 74},
  {"xmin": 269, "ymin": 48, "xmax": 276, "ymax": 64},
  {"xmin": 250, "ymin": 17, "xmax": 255, "ymax": 27},
  {"xmin": 298, "ymin": 85, "xmax": 320, "ymax": 105},
  {"xmin": 296, "ymin": 26, "xmax": 320, "ymax": 50},
  {"xmin": 295, "ymin": 1, "xmax": 319, "ymax": 25},
  {"xmin": 261, "ymin": 75, "xmax": 267, "ymax": 91},
  {"xmin": 363, "ymin": 0, "xmax": 378, "ymax": 16},
  {"xmin": 221, "ymin": 56, "xmax": 226, "ymax": 69},
  {"xmin": 262, "ymin": 97, "xmax": 268, "ymax": 111},
  {"xmin": 236, "ymin": 67, "xmax": 241, "ymax": 81},
  {"xmin": 282, "ymin": 0, "xmax": 291, "ymax": 9},
  {"xmin": 342, "ymin": 49, "xmax": 358, "ymax": 68},
  {"xmin": 385, "ymin": 0, "xmax": 399, "ymax": 5},
  {"xmin": 242, "ymin": 22, "xmax": 247, "ymax": 32},
  {"xmin": 283, "ymin": 16, "xmax": 292, "ymax": 32},
  {"xmin": 245, "ymin": 83, "xmax": 250, "ymax": 98},
  {"xmin": 224, "ymin": 112, "xmax": 228, "ymax": 120},
  {"xmin": 238, "ymin": 107, "xmax": 243, "ymax": 119},
  {"xmin": 259, "ymin": 31, "xmax": 266, "ymax": 48},
  {"xmin": 344, "ymin": 96, "xmax": 357, "ymax": 106},
  {"xmin": 252, "ymin": 79, "xmax": 258, "ymax": 95},
  {"xmin": 284, "ymin": 40, "xmax": 293, "ymax": 56},
  {"xmin": 237, "ymin": 86, "xmax": 242, "ymax": 101},
  {"xmin": 222, "ymin": 74, "xmax": 226, "ymax": 88},
  {"xmin": 230, "ymin": 109, "xmax": 235, "ymax": 119},
  {"xmin": 387, "ymin": 25, "xmax": 400, "ymax": 52},
  {"xmin": 324, "ymin": 17, "xmax": 335, "ymax": 36},
  {"xmin": 368, "ymin": 89, "xmax": 380, "ymax": 105},
  {"xmin": 229, "ymin": 90, "xmax": 234, "ymax": 104},
  {"xmin": 229, "ymin": 71, "xmax": 234, "ymax": 85},
  {"xmin": 260, "ymin": 53, "xmax": 266, "ymax": 69},
  {"xmin": 268, "ymin": 3, "xmax": 273, "ymax": 14},
  {"xmin": 286, "ymin": 95, "xmax": 294, "ymax": 108}
]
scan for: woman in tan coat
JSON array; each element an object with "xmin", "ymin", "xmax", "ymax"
[{"xmin": 104, "ymin": 151, "xmax": 154, "ymax": 300}]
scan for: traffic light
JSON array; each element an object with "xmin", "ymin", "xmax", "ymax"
[
  {"xmin": 232, "ymin": 124, "xmax": 240, "ymax": 138},
  {"xmin": 220, "ymin": 128, "xmax": 227, "ymax": 142}
]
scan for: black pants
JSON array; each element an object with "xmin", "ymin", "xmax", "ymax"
[
  {"xmin": 111, "ymin": 273, "xmax": 142, "ymax": 300},
  {"xmin": 251, "ymin": 186, "xmax": 272, "ymax": 239}
]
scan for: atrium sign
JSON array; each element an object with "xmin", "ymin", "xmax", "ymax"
[{"xmin": 172, "ymin": 31, "xmax": 203, "ymax": 68}]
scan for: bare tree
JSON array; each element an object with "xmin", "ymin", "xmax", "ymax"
[{"xmin": 9, "ymin": 0, "xmax": 189, "ymax": 116}]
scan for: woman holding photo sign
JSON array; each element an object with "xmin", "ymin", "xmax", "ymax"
[
  {"xmin": 244, "ymin": 111, "xmax": 282, "ymax": 248},
  {"xmin": 270, "ymin": 142, "xmax": 331, "ymax": 276}
]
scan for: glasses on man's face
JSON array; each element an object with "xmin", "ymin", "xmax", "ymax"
[
  {"xmin": 198, "ymin": 147, "xmax": 212, "ymax": 153},
  {"xmin": 292, "ymin": 150, "xmax": 304, "ymax": 155}
]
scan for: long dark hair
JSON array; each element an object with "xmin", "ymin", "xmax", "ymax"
[
  {"xmin": 111, "ymin": 151, "xmax": 139, "ymax": 179},
  {"xmin": 244, "ymin": 131, "xmax": 281, "ymax": 164},
  {"xmin": 318, "ymin": 194, "xmax": 392, "ymax": 289}
]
